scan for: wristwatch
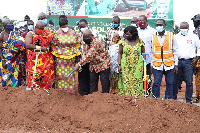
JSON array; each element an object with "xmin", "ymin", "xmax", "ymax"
[
  {"xmin": 46, "ymin": 47, "xmax": 50, "ymax": 52},
  {"xmin": 78, "ymin": 62, "xmax": 82, "ymax": 72}
]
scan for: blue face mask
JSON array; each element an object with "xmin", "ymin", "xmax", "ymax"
[
  {"xmin": 6, "ymin": 25, "xmax": 14, "ymax": 31},
  {"xmin": 180, "ymin": 29, "xmax": 188, "ymax": 36},
  {"xmin": 24, "ymin": 21, "xmax": 27, "ymax": 26},
  {"xmin": 125, "ymin": 35, "xmax": 133, "ymax": 41},
  {"xmin": 112, "ymin": 23, "xmax": 119, "ymax": 28},
  {"xmin": 42, "ymin": 19, "xmax": 47, "ymax": 25},
  {"xmin": 156, "ymin": 26, "xmax": 164, "ymax": 32},
  {"xmin": 28, "ymin": 25, "xmax": 34, "ymax": 31}
]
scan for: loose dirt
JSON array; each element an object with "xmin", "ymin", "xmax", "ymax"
[{"xmin": 0, "ymin": 73, "xmax": 199, "ymax": 133}]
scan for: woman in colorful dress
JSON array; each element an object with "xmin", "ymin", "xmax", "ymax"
[
  {"xmin": 195, "ymin": 61, "xmax": 200, "ymax": 103},
  {"xmin": 52, "ymin": 17, "xmax": 81, "ymax": 92},
  {"xmin": 118, "ymin": 26, "xmax": 145, "ymax": 96}
]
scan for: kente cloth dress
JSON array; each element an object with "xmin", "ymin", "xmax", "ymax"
[
  {"xmin": 195, "ymin": 61, "xmax": 200, "ymax": 99},
  {"xmin": 26, "ymin": 30, "xmax": 55, "ymax": 89},
  {"xmin": 52, "ymin": 32, "xmax": 81, "ymax": 92},
  {"xmin": 108, "ymin": 43, "xmax": 119, "ymax": 94},
  {"xmin": 118, "ymin": 39, "xmax": 145, "ymax": 96},
  {"xmin": 0, "ymin": 31, "xmax": 26, "ymax": 87}
]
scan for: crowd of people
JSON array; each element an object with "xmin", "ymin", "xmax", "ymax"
[{"xmin": 1, "ymin": 12, "xmax": 200, "ymax": 104}]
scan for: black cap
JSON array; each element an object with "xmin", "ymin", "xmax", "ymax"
[
  {"xmin": 24, "ymin": 15, "xmax": 30, "ymax": 20},
  {"xmin": 49, "ymin": 20, "xmax": 54, "ymax": 25},
  {"xmin": 192, "ymin": 14, "xmax": 200, "ymax": 21}
]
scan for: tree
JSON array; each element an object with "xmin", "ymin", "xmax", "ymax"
[
  {"xmin": 0, "ymin": 18, "xmax": 3, "ymax": 33},
  {"xmin": 173, "ymin": 24, "xmax": 180, "ymax": 35},
  {"xmin": 0, "ymin": 16, "xmax": 9, "ymax": 33},
  {"xmin": 3, "ymin": 16, "xmax": 9, "ymax": 19},
  {"xmin": 0, "ymin": 16, "xmax": 17, "ymax": 33}
]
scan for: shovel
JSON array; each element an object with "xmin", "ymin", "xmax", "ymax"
[
  {"xmin": 26, "ymin": 49, "xmax": 41, "ymax": 90},
  {"xmin": 141, "ymin": 53, "xmax": 151, "ymax": 97},
  {"xmin": 50, "ymin": 69, "xmax": 75, "ymax": 84}
]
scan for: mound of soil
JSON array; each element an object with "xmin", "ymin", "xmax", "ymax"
[
  {"xmin": 114, "ymin": 4, "xmax": 128, "ymax": 12},
  {"xmin": 0, "ymin": 86, "xmax": 199, "ymax": 133}
]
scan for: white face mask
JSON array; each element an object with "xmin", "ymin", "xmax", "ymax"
[
  {"xmin": 156, "ymin": 26, "xmax": 164, "ymax": 32},
  {"xmin": 80, "ymin": 27, "xmax": 89, "ymax": 33},
  {"xmin": 131, "ymin": 23, "xmax": 138, "ymax": 28},
  {"xmin": 62, "ymin": 27, "xmax": 69, "ymax": 33},
  {"xmin": 180, "ymin": 29, "xmax": 188, "ymax": 36}
]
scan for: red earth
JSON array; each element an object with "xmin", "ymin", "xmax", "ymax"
[{"xmin": 0, "ymin": 74, "xmax": 199, "ymax": 133}]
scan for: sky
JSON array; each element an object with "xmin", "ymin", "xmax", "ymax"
[
  {"xmin": 0, "ymin": 0, "xmax": 199, "ymax": 32},
  {"xmin": 0, "ymin": 0, "xmax": 47, "ymax": 25}
]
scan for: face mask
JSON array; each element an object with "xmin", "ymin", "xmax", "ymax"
[
  {"xmin": 125, "ymin": 35, "xmax": 133, "ymax": 41},
  {"xmin": 62, "ymin": 27, "xmax": 69, "ymax": 32},
  {"xmin": 112, "ymin": 37, "xmax": 119, "ymax": 43},
  {"xmin": 83, "ymin": 38, "xmax": 92, "ymax": 44},
  {"xmin": 131, "ymin": 23, "xmax": 138, "ymax": 28},
  {"xmin": 80, "ymin": 27, "xmax": 89, "ymax": 33},
  {"xmin": 156, "ymin": 26, "xmax": 164, "ymax": 32},
  {"xmin": 35, "ymin": 28, "xmax": 45, "ymax": 35},
  {"xmin": 138, "ymin": 21, "xmax": 146, "ymax": 28},
  {"xmin": 180, "ymin": 29, "xmax": 188, "ymax": 36},
  {"xmin": 28, "ymin": 25, "xmax": 34, "ymax": 31},
  {"xmin": 6, "ymin": 25, "xmax": 14, "ymax": 31},
  {"xmin": 42, "ymin": 19, "xmax": 47, "ymax": 25},
  {"xmin": 112, "ymin": 23, "xmax": 119, "ymax": 28},
  {"xmin": 24, "ymin": 21, "xmax": 27, "ymax": 26}
]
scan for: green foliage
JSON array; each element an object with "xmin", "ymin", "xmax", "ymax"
[
  {"xmin": 0, "ymin": 16, "xmax": 17, "ymax": 33},
  {"xmin": 3, "ymin": 16, "xmax": 9, "ymax": 19},
  {"xmin": 173, "ymin": 24, "xmax": 180, "ymax": 35},
  {"xmin": 0, "ymin": 19, "xmax": 3, "ymax": 33}
]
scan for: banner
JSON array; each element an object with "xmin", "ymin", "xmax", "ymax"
[{"xmin": 46, "ymin": 0, "xmax": 173, "ymax": 38}]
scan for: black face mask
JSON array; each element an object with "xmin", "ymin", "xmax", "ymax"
[{"xmin": 83, "ymin": 38, "xmax": 92, "ymax": 45}]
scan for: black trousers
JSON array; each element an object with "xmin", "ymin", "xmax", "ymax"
[
  {"xmin": 78, "ymin": 63, "xmax": 90, "ymax": 95},
  {"xmin": 90, "ymin": 68, "xmax": 110, "ymax": 94},
  {"xmin": 147, "ymin": 63, "xmax": 152, "ymax": 93}
]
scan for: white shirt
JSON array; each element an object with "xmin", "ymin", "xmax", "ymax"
[
  {"xmin": 108, "ymin": 44, "xmax": 119, "ymax": 79},
  {"xmin": 175, "ymin": 32, "xmax": 200, "ymax": 59},
  {"xmin": 151, "ymin": 30, "xmax": 178, "ymax": 71},
  {"xmin": 138, "ymin": 26, "xmax": 156, "ymax": 64}
]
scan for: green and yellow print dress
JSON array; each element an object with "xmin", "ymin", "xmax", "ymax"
[
  {"xmin": 118, "ymin": 39, "xmax": 145, "ymax": 97},
  {"xmin": 52, "ymin": 32, "xmax": 81, "ymax": 92}
]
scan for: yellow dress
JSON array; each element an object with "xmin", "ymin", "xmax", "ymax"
[
  {"xmin": 118, "ymin": 39, "xmax": 145, "ymax": 96},
  {"xmin": 52, "ymin": 32, "xmax": 81, "ymax": 92}
]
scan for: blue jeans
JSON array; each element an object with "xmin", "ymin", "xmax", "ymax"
[
  {"xmin": 152, "ymin": 68, "xmax": 174, "ymax": 99},
  {"xmin": 173, "ymin": 59, "xmax": 193, "ymax": 102}
]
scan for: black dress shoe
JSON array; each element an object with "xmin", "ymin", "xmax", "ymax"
[{"xmin": 186, "ymin": 101, "xmax": 192, "ymax": 104}]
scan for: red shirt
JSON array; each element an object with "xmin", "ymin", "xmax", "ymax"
[
  {"xmin": 80, "ymin": 37, "xmax": 111, "ymax": 73},
  {"xmin": 22, "ymin": 31, "xmax": 29, "ymax": 38}
]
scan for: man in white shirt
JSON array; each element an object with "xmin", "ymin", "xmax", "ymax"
[
  {"xmin": 173, "ymin": 22, "xmax": 200, "ymax": 104},
  {"xmin": 138, "ymin": 15, "xmax": 156, "ymax": 94},
  {"xmin": 151, "ymin": 19, "xmax": 178, "ymax": 99}
]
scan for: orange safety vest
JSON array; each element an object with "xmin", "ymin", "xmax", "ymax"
[{"xmin": 151, "ymin": 31, "xmax": 174, "ymax": 67}]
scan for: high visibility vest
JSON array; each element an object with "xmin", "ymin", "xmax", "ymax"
[{"xmin": 151, "ymin": 31, "xmax": 174, "ymax": 67}]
